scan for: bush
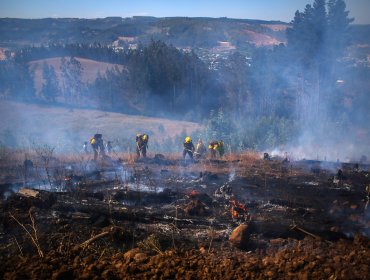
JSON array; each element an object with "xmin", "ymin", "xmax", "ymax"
[{"xmin": 203, "ymin": 109, "xmax": 298, "ymax": 152}]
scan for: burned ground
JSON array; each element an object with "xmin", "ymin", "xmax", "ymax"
[{"xmin": 0, "ymin": 153, "xmax": 369, "ymax": 279}]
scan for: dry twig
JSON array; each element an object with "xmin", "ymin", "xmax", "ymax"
[
  {"xmin": 13, "ymin": 235, "xmax": 24, "ymax": 257},
  {"xmin": 75, "ymin": 227, "xmax": 115, "ymax": 250},
  {"xmin": 291, "ymin": 223, "xmax": 320, "ymax": 239},
  {"xmin": 290, "ymin": 222, "xmax": 333, "ymax": 244},
  {"xmin": 138, "ymin": 234, "xmax": 163, "ymax": 255},
  {"xmin": 9, "ymin": 210, "xmax": 44, "ymax": 258}
]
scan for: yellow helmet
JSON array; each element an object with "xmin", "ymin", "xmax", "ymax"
[
  {"xmin": 143, "ymin": 134, "xmax": 148, "ymax": 140},
  {"xmin": 185, "ymin": 136, "xmax": 191, "ymax": 143}
]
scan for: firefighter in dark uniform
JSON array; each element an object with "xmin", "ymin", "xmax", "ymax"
[
  {"xmin": 90, "ymin": 134, "xmax": 105, "ymax": 161},
  {"xmin": 183, "ymin": 136, "xmax": 195, "ymax": 161}
]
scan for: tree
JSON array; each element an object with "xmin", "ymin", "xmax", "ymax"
[
  {"xmin": 286, "ymin": 0, "xmax": 354, "ymax": 121},
  {"xmin": 60, "ymin": 57, "xmax": 84, "ymax": 106},
  {"xmin": 218, "ymin": 52, "xmax": 252, "ymax": 119},
  {"xmin": 92, "ymin": 67, "xmax": 132, "ymax": 112},
  {"xmin": 0, "ymin": 60, "xmax": 35, "ymax": 101},
  {"xmin": 204, "ymin": 108, "xmax": 235, "ymax": 145},
  {"xmin": 287, "ymin": 0, "xmax": 327, "ymax": 70},
  {"xmin": 125, "ymin": 40, "xmax": 214, "ymax": 118},
  {"xmin": 41, "ymin": 62, "xmax": 60, "ymax": 103},
  {"xmin": 327, "ymin": 0, "xmax": 354, "ymax": 64}
]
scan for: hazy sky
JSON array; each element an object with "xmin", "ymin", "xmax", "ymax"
[{"xmin": 0, "ymin": 0, "xmax": 369, "ymax": 24}]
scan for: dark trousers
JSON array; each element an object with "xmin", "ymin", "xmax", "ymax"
[
  {"xmin": 210, "ymin": 149, "xmax": 216, "ymax": 159},
  {"xmin": 92, "ymin": 143, "xmax": 105, "ymax": 161},
  {"xmin": 93, "ymin": 148, "xmax": 98, "ymax": 161},
  {"xmin": 136, "ymin": 145, "xmax": 147, "ymax": 158},
  {"xmin": 183, "ymin": 149, "xmax": 194, "ymax": 161}
]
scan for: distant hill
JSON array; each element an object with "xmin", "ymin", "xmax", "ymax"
[
  {"xmin": 1, "ymin": 17, "xmax": 368, "ymax": 60},
  {"xmin": 0, "ymin": 17, "xmax": 289, "ymax": 51},
  {"xmin": 0, "ymin": 16, "xmax": 368, "ymax": 65}
]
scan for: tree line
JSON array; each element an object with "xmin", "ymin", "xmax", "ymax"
[{"xmin": 1, "ymin": 41, "xmax": 221, "ymax": 119}]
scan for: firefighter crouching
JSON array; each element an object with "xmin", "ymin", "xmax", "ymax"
[
  {"xmin": 136, "ymin": 133, "xmax": 149, "ymax": 158},
  {"xmin": 90, "ymin": 134, "xmax": 105, "ymax": 161},
  {"xmin": 195, "ymin": 138, "xmax": 207, "ymax": 159},
  {"xmin": 208, "ymin": 140, "xmax": 225, "ymax": 159},
  {"xmin": 183, "ymin": 136, "xmax": 195, "ymax": 162}
]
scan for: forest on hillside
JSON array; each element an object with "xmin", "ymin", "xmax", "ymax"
[
  {"xmin": 0, "ymin": 0, "xmax": 369, "ymax": 154},
  {"xmin": 0, "ymin": 16, "xmax": 288, "ymax": 49}
]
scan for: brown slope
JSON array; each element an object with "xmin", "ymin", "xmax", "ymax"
[{"xmin": 29, "ymin": 57, "xmax": 124, "ymax": 93}]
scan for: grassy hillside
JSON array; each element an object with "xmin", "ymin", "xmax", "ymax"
[
  {"xmin": 29, "ymin": 57, "xmax": 124, "ymax": 93},
  {"xmin": 0, "ymin": 101, "xmax": 201, "ymax": 153}
]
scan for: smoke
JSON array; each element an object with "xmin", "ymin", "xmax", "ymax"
[
  {"xmin": 282, "ymin": 64, "xmax": 370, "ymax": 162},
  {"xmin": 228, "ymin": 167, "xmax": 236, "ymax": 182},
  {"xmin": 0, "ymin": 100, "xmax": 201, "ymax": 154}
]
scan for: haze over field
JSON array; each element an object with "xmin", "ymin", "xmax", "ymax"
[
  {"xmin": 0, "ymin": 101, "xmax": 201, "ymax": 153},
  {"xmin": 0, "ymin": 0, "xmax": 369, "ymax": 162}
]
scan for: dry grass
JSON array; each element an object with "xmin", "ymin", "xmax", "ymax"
[
  {"xmin": 242, "ymin": 29, "xmax": 284, "ymax": 46},
  {"xmin": 0, "ymin": 101, "xmax": 201, "ymax": 152},
  {"xmin": 0, "ymin": 148, "xmax": 30, "ymax": 167},
  {"xmin": 261, "ymin": 24, "xmax": 289, "ymax": 32},
  {"xmin": 0, "ymin": 147, "xmax": 267, "ymax": 186},
  {"xmin": 1, "ymin": 146, "xmax": 262, "ymax": 165},
  {"xmin": 29, "ymin": 57, "xmax": 125, "ymax": 93}
]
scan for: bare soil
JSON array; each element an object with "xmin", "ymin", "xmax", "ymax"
[{"xmin": 0, "ymin": 153, "xmax": 369, "ymax": 279}]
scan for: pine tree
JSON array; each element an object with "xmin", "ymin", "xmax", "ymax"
[
  {"xmin": 41, "ymin": 62, "xmax": 60, "ymax": 103},
  {"xmin": 60, "ymin": 57, "xmax": 84, "ymax": 106},
  {"xmin": 219, "ymin": 52, "xmax": 252, "ymax": 119},
  {"xmin": 10, "ymin": 61, "xmax": 36, "ymax": 101},
  {"xmin": 327, "ymin": 0, "xmax": 354, "ymax": 61}
]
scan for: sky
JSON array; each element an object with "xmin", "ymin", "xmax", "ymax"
[{"xmin": 0, "ymin": 0, "xmax": 369, "ymax": 24}]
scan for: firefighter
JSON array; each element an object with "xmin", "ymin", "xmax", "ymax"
[
  {"xmin": 136, "ymin": 133, "xmax": 149, "ymax": 158},
  {"xmin": 106, "ymin": 141, "xmax": 113, "ymax": 155},
  {"xmin": 90, "ymin": 134, "xmax": 105, "ymax": 161},
  {"xmin": 82, "ymin": 141, "xmax": 88, "ymax": 154},
  {"xmin": 208, "ymin": 140, "xmax": 225, "ymax": 159},
  {"xmin": 195, "ymin": 138, "xmax": 207, "ymax": 159},
  {"xmin": 183, "ymin": 136, "xmax": 195, "ymax": 161}
]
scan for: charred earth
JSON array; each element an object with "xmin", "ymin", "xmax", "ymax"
[{"xmin": 0, "ymin": 153, "xmax": 369, "ymax": 279}]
